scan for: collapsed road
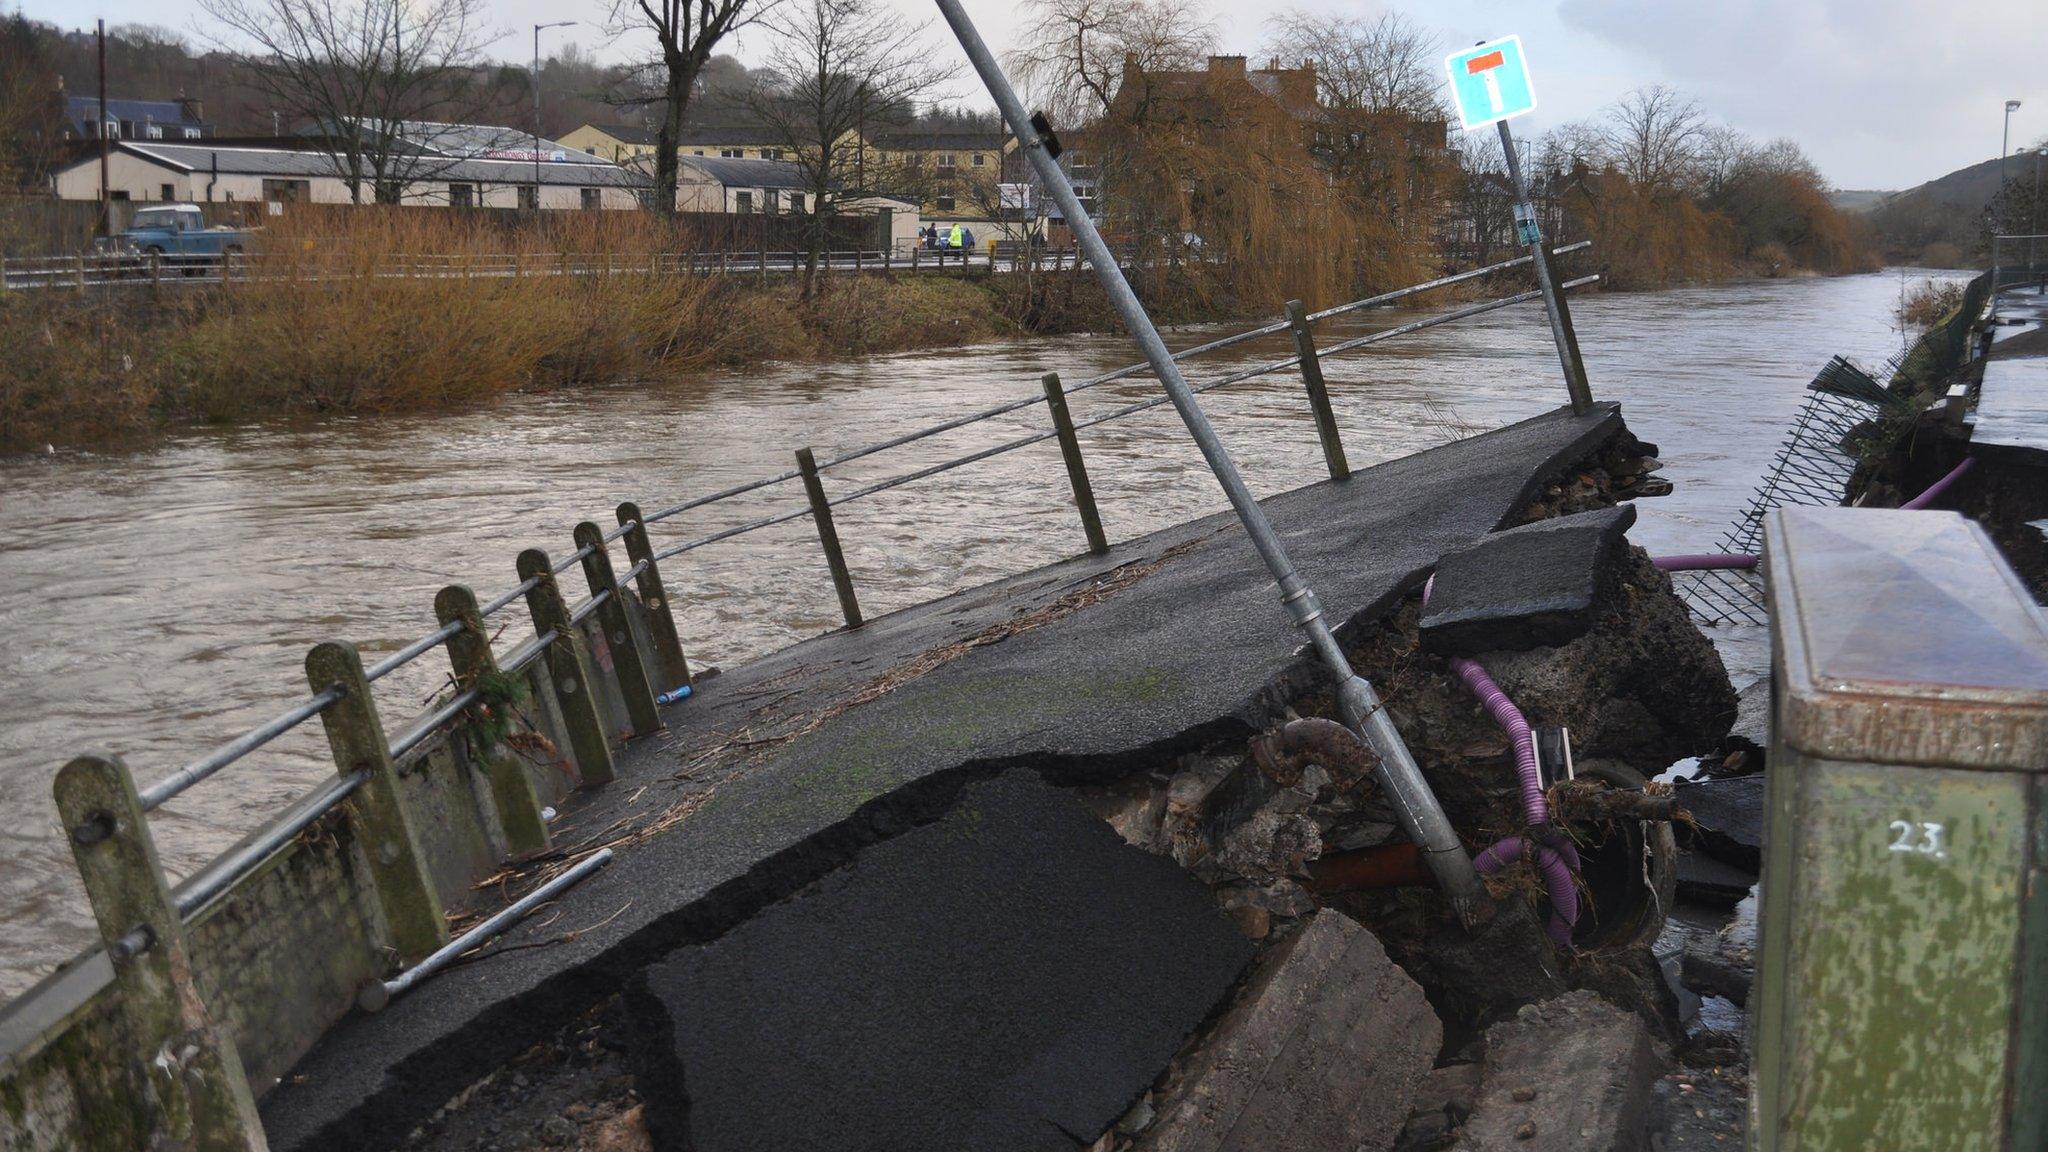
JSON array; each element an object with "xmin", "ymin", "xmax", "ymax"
[{"xmin": 247, "ymin": 400, "xmax": 1741, "ymax": 1152}]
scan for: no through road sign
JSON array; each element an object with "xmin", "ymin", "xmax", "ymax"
[{"xmin": 1445, "ymin": 36, "xmax": 1536, "ymax": 131}]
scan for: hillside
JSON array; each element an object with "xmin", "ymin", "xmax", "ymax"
[{"xmin": 1868, "ymin": 149, "xmax": 2044, "ymax": 262}]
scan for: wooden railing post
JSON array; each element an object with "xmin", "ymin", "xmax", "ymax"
[
  {"xmin": 1285, "ymin": 299, "xmax": 1350, "ymax": 481},
  {"xmin": 306, "ymin": 642, "xmax": 448, "ymax": 958},
  {"xmin": 796, "ymin": 447, "xmax": 862, "ymax": 629},
  {"xmin": 517, "ymin": 550, "xmax": 618, "ymax": 785},
  {"xmin": 573, "ymin": 522, "xmax": 662, "ymax": 738},
  {"xmin": 53, "ymin": 754, "xmax": 267, "ymax": 1150},
  {"xmin": 435, "ymin": 585, "xmax": 551, "ymax": 855},
  {"xmin": 616, "ymin": 501, "xmax": 692, "ymax": 690},
  {"xmin": 1041, "ymin": 372, "xmax": 1109, "ymax": 555}
]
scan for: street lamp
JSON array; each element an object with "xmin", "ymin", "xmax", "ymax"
[
  {"xmin": 533, "ymin": 21, "xmax": 577, "ymax": 208},
  {"xmin": 1997, "ymin": 100, "xmax": 2021, "ymax": 283}
]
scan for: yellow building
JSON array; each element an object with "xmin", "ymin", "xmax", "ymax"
[
  {"xmin": 561, "ymin": 123, "xmax": 866, "ymax": 167},
  {"xmin": 867, "ymin": 129, "xmax": 1022, "ymax": 228}
]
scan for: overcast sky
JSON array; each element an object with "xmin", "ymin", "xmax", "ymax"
[{"xmin": 16, "ymin": 0, "xmax": 2044, "ymax": 189}]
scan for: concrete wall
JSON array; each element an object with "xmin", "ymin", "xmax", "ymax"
[{"xmin": 0, "ymin": 591, "xmax": 662, "ymax": 1148}]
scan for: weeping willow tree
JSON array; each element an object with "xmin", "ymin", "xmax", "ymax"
[{"xmin": 1084, "ymin": 63, "xmax": 1424, "ymax": 312}]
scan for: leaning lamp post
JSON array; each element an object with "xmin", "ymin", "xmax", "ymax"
[{"xmin": 927, "ymin": 0, "xmax": 1488, "ymax": 921}]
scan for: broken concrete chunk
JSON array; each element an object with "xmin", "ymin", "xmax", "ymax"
[
  {"xmin": 627, "ymin": 769, "xmax": 1253, "ymax": 1152},
  {"xmin": 1673, "ymin": 775, "xmax": 1764, "ymax": 871},
  {"xmin": 1454, "ymin": 990, "xmax": 1664, "ymax": 1152},
  {"xmin": 1420, "ymin": 505, "xmax": 1638, "ymax": 657},
  {"xmin": 1139, "ymin": 910, "xmax": 1441, "ymax": 1152},
  {"xmin": 1674, "ymin": 851, "xmax": 1756, "ymax": 909}
]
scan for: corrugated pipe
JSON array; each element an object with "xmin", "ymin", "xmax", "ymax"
[
  {"xmin": 1424, "ymin": 573, "xmax": 1579, "ymax": 946},
  {"xmin": 1901, "ymin": 457, "xmax": 1976, "ymax": 510},
  {"xmin": 1653, "ymin": 554, "xmax": 1758, "ymax": 572}
]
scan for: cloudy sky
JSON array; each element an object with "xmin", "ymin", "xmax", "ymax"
[{"xmin": 17, "ymin": 0, "xmax": 2044, "ymax": 189}]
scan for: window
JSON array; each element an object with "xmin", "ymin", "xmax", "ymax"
[
  {"xmin": 764, "ymin": 189, "xmax": 780, "ymax": 213},
  {"xmin": 181, "ymin": 128, "xmax": 201, "ymax": 139},
  {"xmin": 693, "ymin": 149, "xmax": 706, "ymax": 156},
  {"xmin": 760, "ymin": 148, "xmax": 782, "ymax": 161},
  {"xmin": 160, "ymin": 183, "xmax": 175, "ymax": 201},
  {"xmin": 720, "ymin": 148, "xmax": 743, "ymax": 159},
  {"xmin": 971, "ymin": 153, "xmax": 986, "ymax": 167},
  {"xmin": 735, "ymin": 190, "xmax": 754, "ymax": 213},
  {"xmin": 448, "ymin": 183, "xmax": 475, "ymax": 207},
  {"xmin": 580, "ymin": 187, "xmax": 602, "ymax": 210},
  {"xmin": 517, "ymin": 185, "xmax": 539, "ymax": 211},
  {"xmin": 144, "ymin": 124, "xmax": 163, "ymax": 139},
  {"xmin": 788, "ymin": 192, "xmax": 805, "ymax": 214},
  {"xmin": 937, "ymin": 153, "xmax": 957, "ymax": 170},
  {"xmin": 264, "ymin": 178, "xmax": 311, "ymax": 204},
  {"xmin": 934, "ymin": 195, "xmax": 956, "ymax": 212}
]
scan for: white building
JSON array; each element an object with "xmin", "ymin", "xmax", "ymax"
[
  {"xmin": 671, "ymin": 156, "xmax": 921, "ymax": 251},
  {"xmin": 51, "ymin": 141, "xmax": 649, "ymax": 209}
]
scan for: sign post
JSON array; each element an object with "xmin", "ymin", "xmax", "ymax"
[{"xmin": 1445, "ymin": 37, "xmax": 1593, "ymax": 415}]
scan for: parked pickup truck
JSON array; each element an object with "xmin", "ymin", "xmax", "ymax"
[{"xmin": 109, "ymin": 204, "xmax": 253, "ymax": 263}]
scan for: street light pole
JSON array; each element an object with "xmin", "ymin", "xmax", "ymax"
[
  {"xmin": 1997, "ymin": 100, "xmax": 2021, "ymax": 283},
  {"xmin": 928, "ymin": 0, "xmax": 1487, "ymax": 922},
  {"xmin": 533, "ymin": 21, "xmax": 576, "ymax": 209}
]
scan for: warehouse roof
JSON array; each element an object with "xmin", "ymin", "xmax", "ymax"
[{"xmin": 78, "ymin": 141, "xmax": 650, "ymax": 188}]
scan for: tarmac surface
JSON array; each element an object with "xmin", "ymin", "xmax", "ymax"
[{"xmin": 260, "ymin": 401, "xmax": 1624, "ymax": 1152}]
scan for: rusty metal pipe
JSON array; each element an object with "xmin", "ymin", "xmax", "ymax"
[{"xmin": 1308, "ymin": 842, "xmax": 1432, "ymax": 892}]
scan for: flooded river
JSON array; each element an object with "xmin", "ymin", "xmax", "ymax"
[{"xmin": 0, "ymin": 269, "xmax": 1956, "ymax": 999}]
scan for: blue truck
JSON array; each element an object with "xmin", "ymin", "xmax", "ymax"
[{"xmin": 109, "ymin": 205, "xmax": 253, "ymax": 269}]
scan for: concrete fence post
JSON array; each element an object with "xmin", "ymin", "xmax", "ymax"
[
  {"xmin": 306, "ymin": 642, "xmax": 449, "ymax": 959},
  {"xmin": 517, "ymin": 550, "xmax": 618, "ymax": 785},
  {"xmin": 616, "ymin": 501, "xmax": 692, "ymax": 690},
  {"xmin": 1041, "ymin": 372, "xmax": 1109, "ymax": 554},
  {"xmin": 796, "ymin": 447, "xmax": 863, "ymax": 629},
  {"xmin": 1285, "ymin": 300, "xmax": 1350, "ymax": 481},
  {"xmin": 435, "ymin": 585, "xmax": 551, "ymax": 855},
  {"xmin": 75, "ymin": 254, "xmax": 87, "ymax": 289},
  {"xmin": 53, "ymin": 754, "xmax": 268, "ymax": 1151},
  {"xmin": 573, "ymin": 522, "xmax": 662, "ymax": 738}
]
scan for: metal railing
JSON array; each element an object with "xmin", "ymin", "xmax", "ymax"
[
  {"xmin": 32, "ymin": 240, "xmax": 1598, "ymax": 1145},
  {"xmin": 0, "ymin": 242, "xmax": 1118, "ymax": 290}
]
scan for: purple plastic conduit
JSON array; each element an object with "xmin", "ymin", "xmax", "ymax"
[
  {"xmin": 1424, "ymin": 573, "xmax": 1580, "ymax": 945},
  {"xmin": 1901, "ymin": 457, "xmax": 1977, "ymax": 510},
  {"xmin": 1652, "ymin": 554, "xmax": 1758, "ymax": 572}
]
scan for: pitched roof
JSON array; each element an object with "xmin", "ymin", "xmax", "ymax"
[
  {"xmin": 674, "ymin": 125, "xmax": 786, "ymax": 146},
  {"xmin": 93, "ymin": 141, "xmax": 649, "ymax": 187},
  {"xmin": 579, "ymin": 123, "xmax": 662, "ymax": 145},
  {"xmin": 676, "ymin": 155, "xmax": 814, "ymax": 189},
  {"xmin": 64, "ymin": 95, "xmax": 209, "ymax": 131},
  {"xmin": 870, "ymin": 129, "xmax": 1008, "ymax": 152}
]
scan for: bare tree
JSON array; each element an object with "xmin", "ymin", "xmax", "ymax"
[
  {"xmin": 1005, "ymin": 0, "xmax": 1213, "ymax": 122},
  {"xmin": 744, "ymin": 0, "xmax": 950, "ymax": 299},
  {"xmin": 197, "ymin": 0, "xmax": 499, "ymax": 203},
  {"xmin": 1599, "ymin": 84, "xmax": 1706, "ymax": 195},
  {"xmin": 606, "ymin": 0, "xmax": 773, "ymax": 215},
  {"xmin": 1267, "ymin": 10, "xmax": 1439, "ymax": 118},
  {"xmin": 0, "ymin": 15, "xmax": 64, "ymax": 192}
]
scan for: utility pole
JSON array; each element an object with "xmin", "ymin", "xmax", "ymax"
[
  {"xmin": 533, "ymin": 22, "xmax": 575, "ymax": 209},
  {"xmin": 929, "ymin": 0, "xmax": 1487, "ymax": 923},
  {"xmin": 1998, "ymin": 99, "xmax": 2021, "ymax": 285},
  {"xmin": 96, "ymin": 19, "xmax": 109, "ymax": 238}
]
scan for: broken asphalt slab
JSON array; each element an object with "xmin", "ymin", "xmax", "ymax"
[
  {"xmin": 259, "ymin": 403, "xmax": 1625, "ymax": 1152},
  {"xmin": 629, "ymin": 769, "xmax": 1251, "ymax": 1152},
  {"xmin": 1420, "ymin": 504, "xmax": 1638, "ymax": 657},
  {"xmin": 1673, "ymin": 775, "xmax": 1764, "ymax": 871}
]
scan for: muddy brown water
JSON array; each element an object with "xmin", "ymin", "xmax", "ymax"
[{"xmin": 0, "ymin": 270, "xmax": 1961, "ymax": 1001}]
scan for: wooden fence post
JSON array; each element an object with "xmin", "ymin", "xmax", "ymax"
[
  {"xmin": 517, "ymin": 550, "xmax": 618, "ymax": 785},
  {"xmin": 1041, "ymin": 373, "xmax": 1109, "ymax": 554},
  {"xmin": 573, "ymin": 522, "xmax": 662, "ymax": 738},
  {"xmin": 616, "ymin": 501, "xmax": 692, "ymax": 690},
  {"xmin": 796, "ymin": 447, "xmax": 862, "ymax": 629},
  {"xmin": 53, "ymin": 754, "xmax": 267, "ymax": 1150},
  {"xmin": 1285, "ymin": 299, "xmax": 1350, "ymax": 481},
  {"xmin": 306, "ymin": 641, "xmax": 449, "ymax": 958},
  {"xmin": 435, "ymin": 585, "xmax": 551, "ymax": 855}
]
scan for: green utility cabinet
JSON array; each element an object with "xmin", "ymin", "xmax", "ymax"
[{"xmin": 1753, "ymin": 508, "xmax": 2048, "ymax": 1152}]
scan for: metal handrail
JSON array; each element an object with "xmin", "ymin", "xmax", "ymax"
[
  {"xmin": 388, "ymin": 686, "xmax": 483, "ymax": 761},
  {"xmin": 363, "ymin": 621, "xmax": 464, "ymax": 683},
  {"xmin": 479, "ymin": 577, "xmax": 540, "ymax": 619},
  {"xmin": 173, "ymin": 770, "xmax": 368, "ymax": 917},
  {"xmin": 567, "ymin": 588, "xmax": 611, "ymax": 626},
  {"xmin": 136, "ymin": 686, "xmax": 346, "ymax": 813}
]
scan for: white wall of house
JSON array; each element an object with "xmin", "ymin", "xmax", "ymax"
[{"xmin": 54, "ymin": 152, "xmax": 644, "ymax": 210}]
